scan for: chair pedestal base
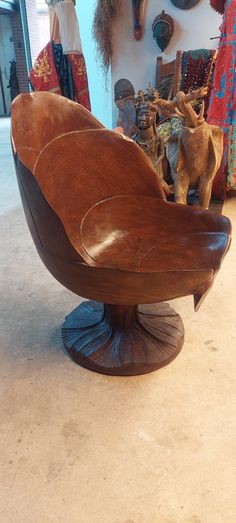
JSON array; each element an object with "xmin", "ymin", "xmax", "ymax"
[{"xmin": 62, "ymin": 301, "xmax": 184, "ymax": 376}]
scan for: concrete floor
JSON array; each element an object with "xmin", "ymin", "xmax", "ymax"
[{"xmin": 0, "ymin": 116, "xmax": 236, "ymax": 523}]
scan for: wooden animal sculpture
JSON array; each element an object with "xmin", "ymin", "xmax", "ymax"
[
  {"xmin": 166, "ymin": 90, "xmax": 223, "ymax": 208},
  {"xmin": 11, "ymin": 91, "xmax": 231, "ymax": 376}
]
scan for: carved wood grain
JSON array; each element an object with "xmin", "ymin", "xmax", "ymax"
[{"xmin": 62, "ymin": 301, "xmax": 185, "ymax": 375}]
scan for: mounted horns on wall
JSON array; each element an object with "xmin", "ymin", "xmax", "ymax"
[
  {"xmin": 132, "ymin": 0, "xmax": 146, "ymax": 40},
  {"xmin": 152, "ymin": 11, "xmax": 174, "ymax": 52}
]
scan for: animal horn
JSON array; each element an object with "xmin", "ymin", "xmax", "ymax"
[
  {"xmin": 198, "ymin": 99, "xmax": 205, "ymax": 120},
  {"xmin": 182, "ymin": 102, "xmax": 199, "ymax": 127},
  {"xmin": 175, "ymin": 107, "xmax": 184, "ymax": 118}
]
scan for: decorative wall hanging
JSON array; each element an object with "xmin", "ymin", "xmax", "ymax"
[
  {"xmin": 30, "ymin": 0, "xmax": 91, "ymax": 110},
  {"xmin": 92, "ymin": 0, "xmax": 121, "ymax": 74},
  {"xmin": 170, "ymin": 0, "xmax": 200, "ymax": 9},
  {"xmin": 152, "ymin": 11, "xmax": 174, "ymax": 52},
  {"xmin": 132, "ymin": 0, "xmax": 146, "ymax": 40},
  {"xmin": 208, "ymin": 0, "xmax": 236, "ymax": 195},
  {"xmin": 179, "ymin": 49, "xmax": 218, "ymax": 116}
]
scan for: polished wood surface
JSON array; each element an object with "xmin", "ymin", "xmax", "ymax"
[
  {"xmin": 11, "ymin": 92, "xmax": 232, "ymax": 375},
  {"xmin": 11, "ymin": 91, "xmax": 103, "ymax": 171},
  {"xmin": 81, "ymin": 195, "xmax": 230, "ymax": 271},
  {"xmin": 33, "ymin": 129, "xmax": 165, "ymax": 262},
  {"xmin": 14, "ymin": 158, "xmax": 215, "ymax": 308}
]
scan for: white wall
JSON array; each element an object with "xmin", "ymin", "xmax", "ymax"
[
  {"xmin": 37, "ymin": 9, "xmax": 50, "ymax": 51},
  {"xmin": 111, "ymin": 0, "xmax": 222, "ymax": 124},
  {"xmin": 76, "ymin": 0, "xmax": 112, "ymax": 128}
]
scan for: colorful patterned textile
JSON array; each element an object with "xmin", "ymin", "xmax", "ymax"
[
  {"xmin": 29, "ymin": 43, "xmax": 62, "ymax": 94},
  {"xmin": 29, "ymin": 42, "xmax": 91, "ymax": 111},
  {"xmin": 68, "ymin": 53, "xmax": 91, "ymax": 110},
  {"xmin": 179, "ymin": 49, "xmax": 217, "ymax": 115},
  {"xmin": 52, "ymin": 42, "xmax": 75, "ymax": 100},
  {"xmin": 207, "ymin": 0, "xmax": 236, "ymax": 192},
  {"xmin": 156, "ymin": 117, "xmax": 183, "ymax": 144}
]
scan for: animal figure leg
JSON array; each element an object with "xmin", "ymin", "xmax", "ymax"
[
  {"xmin": 174, "ymin": 174, "xmax": 189, "ymax": 205},
  {"xmin": 198, "ymin": 178, "xmax": 213, "ymax": 209}
]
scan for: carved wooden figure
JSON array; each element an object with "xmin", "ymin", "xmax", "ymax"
[
  {"xmin": 114, "ymin": 78, "xmax": 137, "ymax": 137},
  {"xmin": 11, "ymin": 92, "xmax": 231, "ymax": 376},
  {"xmin": 166, "ymin": 90, "xmax": 224, "ymax": 208},
  {"xmin": 132, "ymin": 94, "xmax": 169, "ymax": 195}
]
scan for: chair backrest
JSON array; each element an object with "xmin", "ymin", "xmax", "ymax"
[
  {"xmin": 11, "ymin": 91, "xmax": 103, "ymax": 172},
  {"xmin": 34, "ymin": 129, "xmax": 165, "ymax": 260},
  {"xmin": 11, "ymin": 92, "xmax": 104, "ymax": 262},
  {"xmin": 156, "ymin": 51, "xmax": 182, "ymax": 98},
  {"xmin": 11, "ymin": 92, "xmax": 165, "ymax": 262}
]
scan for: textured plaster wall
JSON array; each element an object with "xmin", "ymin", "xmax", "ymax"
[{"xmin": 111, "ymin": 0, "xmax": 222, "ymax": 125}]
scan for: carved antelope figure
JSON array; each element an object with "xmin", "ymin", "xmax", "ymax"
[{"xmin": 166, "ymin": 90, "xmax": 223, "ymax": 208}]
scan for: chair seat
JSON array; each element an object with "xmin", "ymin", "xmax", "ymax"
[{"xmin": 81, "ymin": 195, "xmax": 231, "ymax": 273}]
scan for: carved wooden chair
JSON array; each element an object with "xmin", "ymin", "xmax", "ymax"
[
  {"xmin": 156, "ymin": 51, "xmax": 182, "ymax": 98},
  {"xmin": 11, "ymin": 92, "xmax": 231, "ymax": 376}
]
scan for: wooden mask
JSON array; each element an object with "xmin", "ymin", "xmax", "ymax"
[{"xmin": 152, "ymin": 11, "xmax": 174, "ymax": 52}]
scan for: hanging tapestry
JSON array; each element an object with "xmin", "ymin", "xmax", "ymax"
[
  {"xmin": 179, "ymin": 49, "xmax": 217, "ymax": 116},
  {"xmin": 29, "ymin": 43, "xmax": 62, "ymax": 94},
  {"xmin": 29, "ymin": 42, "xmax": 91, "ymax": 110},
  {"xmin": 207, "ymin": 0, "xmax": 236, "ymax": 193}
]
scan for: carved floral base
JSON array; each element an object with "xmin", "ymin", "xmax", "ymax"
[{"xmin": 62, "ymin": 301, "xmax": 185, "ymax": 376}]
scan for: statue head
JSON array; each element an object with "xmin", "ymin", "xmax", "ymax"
[
  {"xmin": 152, "ymin": 11, "xmax": 174, "ymax": 52},
  {"xmin": 135, "ymin": 84, "xmax": 159, "ymax": 131},
  {"xmin": 137, "ymin": 103, "xmax": 157, "ymax": 130}
]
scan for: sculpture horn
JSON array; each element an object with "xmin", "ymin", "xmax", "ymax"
[
  {"xmin": 180, "ymin": 101, "xmax": 200, "ymax": 127},
  {"xmin": 175, "ymin": 107, "xmax": 184, "ymax": 118},
  {"xmin": 198, "ymin": 99, "xmax": 205, "ymax": 120}
]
